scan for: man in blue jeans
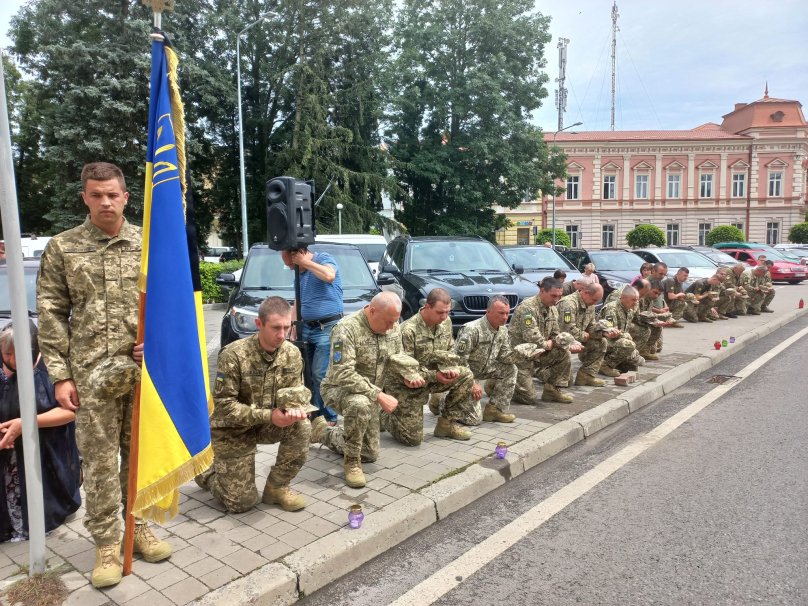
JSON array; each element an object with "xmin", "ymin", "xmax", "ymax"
[{"xmin": 281, "ymin": 247, "xmax": 343, "ymax": 423}]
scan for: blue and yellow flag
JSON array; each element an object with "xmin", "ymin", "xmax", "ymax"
[{"xmin": 134, "ymin": 34, "xmax": 212, "ymax": 521}]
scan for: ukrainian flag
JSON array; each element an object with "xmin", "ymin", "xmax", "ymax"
[{"xmin": 134, "ymin": 33, "xmax": 212, "ymax": 521}]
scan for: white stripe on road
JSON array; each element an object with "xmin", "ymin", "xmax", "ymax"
[{"xmin": 390, "ymin": 324, "xmax": 808, "ymax": 606}]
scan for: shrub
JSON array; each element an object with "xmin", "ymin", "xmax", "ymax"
[
  {"xmin": 788, "ymin": 222, "xmax": 808, "ymax": 244},
  {"xmin": 705, "ymin": 225, "xmax": 745, "ymax": 246},
  {"xmin": 534, "ymin": 228, "xmax": 571, "ymax": 247},
  {"xmin": 200, "ymin": 260, "xmax": 244, "ymax": 303},
  {"xmin": 625, "ymin": 224, "xmax": 665, "ymax": 248}
]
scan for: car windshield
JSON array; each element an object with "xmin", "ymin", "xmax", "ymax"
[
  {"xmin": 588, "ymin": 251, "xmax": 645, "ymax": 271},
  {"xmin": 0, "ymin": 267, "xmax": 38, "ymax": 314},
  {"xmin": 408, "ymin": 241, "xmax": 512, "ymax": 273},
  {"xmin": 502, "ymin": 247, "xmax": 572, "ymax": 271},
  {"xmin": 758, "ymin": 246, "xmax": 801, "ymax": 263},
  {"xmin": 241, "ymin": 247, "xmax": 376, "ymax": 290},
  {"xmin": 355, "ymin": 243, "xmax": 387, "ymax": 264},
  {"xmin": 701, "ymin": 250, "xmax": 739, "ymax": 264},
  {"xmin": 656, "ymin": 251, "xmax": 716, "ymax": 268}
]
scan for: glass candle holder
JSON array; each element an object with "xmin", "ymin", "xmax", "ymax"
[
  {"xmin": 495, "ymin": 442, "xmax": 508, "ymax": 459},
  {"xmin": 721, "ymin": 339, "xmax": 728, "ymax": 347},
  {"xmin": 713, "ymin": 341, "xmax": 721, "ymax": 350},
  {"xmin": 348, "ymin": 504, "xmax": 364, "ymax": 529},
  {"xmin": 729, "ymin": 336, "xmax": 736, "ymax": 344}
]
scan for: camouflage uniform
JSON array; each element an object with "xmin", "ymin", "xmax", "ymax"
[
  {"xmin": 455, "ymin": 316, "xmax": 518, "ymax": 421},
  {"xmin": 382, "ymin": 312, "xmax": 474, "ymax": 445},
  {"xmin": 508, "ymin": 296, "xmax": 570, "ymax": 403},
  {"xmin": 661, "ymin": 277, "xmax": 687, "ymax": 320},
  {"xmin": 599, "ymin": 300, "xmax": 643, "ymax": 371},
  {"xmin": 685, "ymin": 278, "xmax": 720, "ymax": 321},
  {"xmin": 320, "ymin": 310, "xmax": 404, "ymax": 462},
  {"xmin": 205, "ymin": 337, "xmax": 311, "ymax": 513},
  {"xmin": 759, "ymin": 269, "xmax": 776, "ymax": 310},
  {"xmin": 561, "ymin": 281, "xmax": 577, "ymax": 296},
  {"xmin": 743, "ymin": 268, "xmax": 773, "ymax": 313},
  {"xmin": 557, "ymin": 292, "xmax": 607, "ymax": 377},
  {"xmin": 628, "ymin": 296, "xmax": 663, "ymax": 354},
  {"xmin": 719, "ymin": 271, "xmax": 743, "ymax": 315},
  {"xmin": 37, "ymin": 218, "xmax": 141, "ymax": 546}
]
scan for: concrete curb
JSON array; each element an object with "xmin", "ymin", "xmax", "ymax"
[{"xmin": 196, "ymin": 307, "xmax": 807, "ymax": 605}]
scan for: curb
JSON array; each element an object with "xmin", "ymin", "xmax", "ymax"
[{"xmin": 193, "ymin": 307, "xmax": 807, "ymax": 606}]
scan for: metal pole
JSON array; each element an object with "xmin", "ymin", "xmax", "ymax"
[
  {"xmin": 337, "ymin": 203, "xmax": 343, "ymax": 234},
  {"xmin": 236, "ymin": 35, "xmax": 248, "ymax": 258},
  {"xmin": 0, "ymin": 55, "xmax": 46, "ymax": 575}
]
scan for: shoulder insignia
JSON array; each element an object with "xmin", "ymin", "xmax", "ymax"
[
  {"xmin": 333, "ymin": 341, "xmax": 343, "ymax": 363},
  {"xmin": 563, "ymin": 311, "xmax": 572, "ymax": 324},
  {"xmin": 457, "ymin": 338, "xmax": 469, "ymax": 354},
  {"xmin": 524, "ymin": 315, "xmax": 533, "ymax": 327}
]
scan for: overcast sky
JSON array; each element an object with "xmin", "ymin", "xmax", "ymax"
[{"xmin": 1, "ymin": 0, "xmax": 805, "ymax": 133}]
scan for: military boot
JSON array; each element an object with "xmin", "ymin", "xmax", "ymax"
[
  {"xmin": 343, "ymin": 457, "xmax": 366, "ymax": 488},
  {"xmin": 639, "ymin": 350, "xmax": 659, "ymax": 361},
  {"xmin": 91, "ymin": 542, "xmax": 122, "ymax": 588},
  {"xmin": 541, "ymin": 384, "xmax": 573, "ymax": 403},
  {"xmin": 575, "ymin": 370, "xmax": 605, "ymax": 387},
  {"xmin": 482, "ymin": 403, "xmax": 516, "ymax": 423},
  {"xmin": 194, "ymin": 467, "xmax": 214, "ymax": 490},
  {"xmin": 760, "ymin": 307, "xmax": 774, "ymax": 313},
  {"xmin": 133, "ymin": 524, "xmax": 172, "ymax": 563},
  {"xmin": 434, "ymin": 416, "xmax": 472, "ymax": 440},
  {"xmin": 262, "ymin": 485, "xmax": 306, "ymax": 511},
  {"xmin": 598, "ymin": 363, "xmax": 621, "ymax": 377},
  {"xmin": 310, "ymin": 415, "xmax": 327, "ymax": 443}
]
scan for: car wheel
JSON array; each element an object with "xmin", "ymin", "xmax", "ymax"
[{"xmin": 788, "ymin": 280, "xmax": 802, "ymax": 284}]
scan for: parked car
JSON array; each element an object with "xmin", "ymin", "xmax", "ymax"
[
  {"xmin": 379, "ymin": 235, "xmax": 538, "ymax": 331},
  {"xmin": 718, "ymin": 248, "xmax": 807, "ymax": 284},
  {"xmin": 203, "ymin": 246, "xmax": 235, "ymax": 263},
  {"xmin": 500, "ymin": 245, "xmax": 582, "ymax": 286},
  {"xmin": 713, "ymin": 241, "xmax": 805, "ymax": 265},
  {"xmin": 774, "ymin": 244, "xmax": 808, "ymax": 263},
  {"xmin": 671, "ymin": 245, "xmax": 739, "ymax": 268},
  {"xmin": 216, "ymin": 243, "xmax": 381, "ymax": 347},
  {"xmin": 315, "ymin": 234, "xmax": 388, "ymax": 276},
  {"xmin": 219, "ymin": 249, "xmax": 243, "ymax": 263},
  {"xmin": 632, "ymin": 248, "xmax": 719, "ymax": 283},
  {"xmin": 0, "ymin": 259, "xmax": 39, "ymax": 331},
  {"xmin": 558, "ymin": 248, "xmax": 647, "ymax": 300}
]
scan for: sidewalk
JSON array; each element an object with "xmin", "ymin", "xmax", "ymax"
[{"xmin": 1, "ymin": 291, "xmax": 806, "ymax": 606}]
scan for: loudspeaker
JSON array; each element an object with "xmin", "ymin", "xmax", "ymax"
[{"xmin": 266, "ymin": 176, "xmax": 316, "ymax": 250}]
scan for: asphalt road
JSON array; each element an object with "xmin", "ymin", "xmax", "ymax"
[{"xmin": 298, "ymin": 315, "xmax": 808, "ymax": 606}]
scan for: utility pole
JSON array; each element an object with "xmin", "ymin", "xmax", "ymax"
[
  {"xmin": 610, "ymin": 1, "xmax": 619, "ymax": 131},
  {"xmin": 555, "ymin": 38, "xmax": 570, "ymax": 132}
]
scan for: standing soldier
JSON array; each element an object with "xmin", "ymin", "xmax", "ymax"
[
  {"xmin": 37, "ymin": 163, "xmax": 171, "ymax": 589},
  {"xmin": 509, "ymin": 277, "xmax": 581, "ymax": 404},
  {"xmin": 598, "ymin": 286, "xmax": 645, "ymax": 375},
  {"xmin": 557, "ymin": 282, "xmax": 607, "ymax": 387},
  {"xmin": 196, "ymin": 297, "xmax": 312, "ymax": 513},
  {"xmin": 455, "ymin": 296, "xmax": 518, "ymax": 423},
  {"xmin": 311, "ymin": 292, "xmax": 424, "ymax": 488},
  {"xmin": 662, "ymin": 267, "xmax": 689, "ymax": 323},
  {"xmin": 384, "ymin": 288, "xmax": 474, "ymax": 443}
]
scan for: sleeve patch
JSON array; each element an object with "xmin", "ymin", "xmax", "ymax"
[{"xmin": 333, "ymin": 341, "xmax": 343, "ymax": 363}]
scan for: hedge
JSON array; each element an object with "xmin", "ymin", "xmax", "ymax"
[{"xmin": 200, "ymin": 260, "xmax": 245, "ymax": 303}]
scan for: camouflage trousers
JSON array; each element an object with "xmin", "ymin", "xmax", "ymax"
[
  {"xmin": 321, "ymin": 390, "xmax": 380, "ymax": 462},
  {"xmin": 604, "ymin": 336, "xmax": 642, "ymax": 371},
  {"xmin": 206, "ymin": 420, "xmax": 311, "ymax": 513},
  {"xmin": 668, "ymin": 299, "xmax": 686, "ymax": 321},
  {"xmin": 382, "ymin": 367, "xmax": 475, "ymax": 446},
  {"xmin": 747, "ymin": 289, "xmax": 774, "ymax": 312},
  {"xmin": 683, "ymin": 299, "xmax": 716, "ymax": 322},
  {"xmin": 717, "ymin": 293, "xmax": 737, "ymax": 315},
  {"xmin": 628, "ymin": 323, "xmax": 661, "ymax": 353},
  {"xmin": 577, "ymin": 336, "xmax": 607, "ymax": 376},
  {"xmin": 513, "ymin": 346, "xmax": 570, "ymax": 403},
  {"xmin": 477, "ymin": 360, "xmax": 517, "ymax": 415}
]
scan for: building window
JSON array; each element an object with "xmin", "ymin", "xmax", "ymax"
[
  {"xmin": 566, "ymin": 225, "xmax": 580, "ymax": 248},
  {"xmin": 516, "ymin": 228, "xmax": 530, "ymax": 246},
  {"xmin": 766, "ymin": 222, "xmax": 780, "ymax": 245},
  {"xmin": 768, "ymin": 172, "xmax": 783, "ymax": 197},
  {"xmin": 667, "ymin": 174, "xmax": 681, "ymax": 199},
  {"xmin": 731, "ymin": 173, "xmax": 746, "ymax": 198},
  {"xmin": 698, "ymin": 223, "xmax": 711, "ymax": 246},
  {"xmin": 699, "ymin": 174, "xmax": 713, "ymax": 198},
  {"xmin": 666, "ymin": 223, "xmax": 680, "ymax": 246},
  {"xmin": 635, "ymin": 174, "xmax": 649, "ymax": 199},
  {"xmin": 601, "ymin": 224, "xmax": 615, "ymax": 248},
  {"xmin": 565, "ymin": 175, "xmax": 580, "ymax": 200},
  {"xmin": 731, "ymin": 222, "xmax": 744, "ymax": 232},
  {"xmin": 603, "ymin": 175, "xmax": 616, "ymax": 200}
]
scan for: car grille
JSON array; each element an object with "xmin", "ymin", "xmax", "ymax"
[{"xmin": 463, "ymin": 294, "xmax": 518, "ymax": 312}]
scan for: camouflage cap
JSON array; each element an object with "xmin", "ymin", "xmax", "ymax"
[
  {"xmin": 387, "ymin": 353, "xmax": 424, "ymax": 383},
  {"xmin": 636, "ymin": 310, "xmax": 658, "ymax": 325},
  {"xmin": 513, "ymin": 342, "xmax": 545, "ymax": 360},
  {"xmin": 685, "ymin": 292, "xmax": 698, "ymax": 302},
  {"xmin": 655, "ymin": 311, "xmax": 672, "ymax": 321},
  {"xmin": 88, "ymin": 355, "xmax": 140, "ymax": 399},
  {"xmin": 421, "ymin": 350, "xmax": 464, "ymax": 373},
  {"xmin": 593, "ymin": 318, "xmax": 613, "ymax": 333},
  {"xmin": 553, "ymin": 331, "xmax": 576, "ymax": 349},
  {"xmin": 275, "ymin": 386, "xmax": 317, "ymax": 413}
]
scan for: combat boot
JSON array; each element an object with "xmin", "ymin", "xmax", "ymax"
[
  {"xmin": 91, "ymin": 542, "xmax": 122, "ymax": 588},
  {"xmin": 748, "ymin": 309, "xmax": 761, "ymax": 315},
  {"xmin": 262, "ymin": 485, "xmax": 306, "ymax": 511},
  {"xmin": 541, "ymin": 384, "xmax": 573, "ymax": 403},
  {"xmin": 575, "ymin": 370, "xmax": 605, "ymax": 387},
  {"xmin": 434, "ymin": 416, "xmax": 472, "ymax": 439},
  {"xmin": 194, "ymin": 467, "xmax": 214, "ymax": 490},
  {"xmin": 133, "ymin": 524, "xmax": 172, "ymax": 563},
  {"xmin": 482, "ymin": 403, "xmax": 516, "ymax": 423},
  {"xmin": 639, "ymin": 350, "xmax": 659, "ymax": 361},
  {"xmin": 343, "ymin": 457, "xmax": 366, "ymax": 488},
  {"xmin": 310, "ymin": 415, "xmax": 327, "ymax": 443},
  {"xmin": 598, "ymin": 363, "xmax": 620, "ymax": 377},
  {"xmin": 760, "ymin": 307, "xmax": 774, "ymax": 313}
]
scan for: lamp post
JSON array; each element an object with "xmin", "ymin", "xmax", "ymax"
[
  {"xmin": 551, "ymin": 121, "xmax": 583, "ymax": 247},
  {"xmin": 336, "ymin": 203, "xmax": 344, "ymax": 234},
  {"xmin": 236, "ymin": 11, "xmax": 277, "ymax": 257}
]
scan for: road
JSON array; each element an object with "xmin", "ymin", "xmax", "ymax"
[{"xmin": 297, "ymin": 315, "xmax": 808, "ymax": 605}]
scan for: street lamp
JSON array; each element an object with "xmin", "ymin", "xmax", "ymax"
[
  {"xmin": 551, "ymin": 121, "xmax": 583, "ymax": 247},
  {"xmin": 236, "ymin": 11, "xmax": 277, "ymax": 257},
  {"xmin": 336, "ymin": 203, "xmax": 344, "ymax": 234}
]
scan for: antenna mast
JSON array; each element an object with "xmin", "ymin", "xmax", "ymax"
[
  {"xmin": 610, "ymin": 1, "xmax": 619, "ymax": 130},
  {"xmin": 555, "ymin": 38, "xmax": 570, "ymax": 131}
]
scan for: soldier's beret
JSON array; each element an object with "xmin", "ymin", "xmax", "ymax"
[
  {"xmin": 275, "ymin": 386, "xmax": 317, "ymax": 413},
  {"xmin": 88, "ymin": 355, "xmax": 140, "ymax": 399},
  {"xmin": 387, "ymin": 353, "xmax": 424, "ymax": 383},
  {"xmin": 421, "ymin": 350, "xmax": 464, "ymax": 373}
]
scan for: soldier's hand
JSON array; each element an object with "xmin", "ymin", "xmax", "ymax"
[
  {"xmin": 544, "ymin": 340, "xmax": 554, "ymax": 350},
  {"xmin": 569, "ymin": 342, "xmax": 584, "ymax": 353},
  {"xmin": 605, "ymin": 329, "xmax": 621, "ymax": 339},
  {"xmin": 271, "ymin": 408, "xmax": 307, "ymax": 428},
  {"xmin": 582, "ymin": 331, "xmax": 590, "ymax": 341},
  {"xmin": 377, "ymin": 392, "xmax": 399, "ymax": 413},
  {"xmin": 471, "ymin": 382, "xmax": 483, "ymax": 401},
  {"xmin": 132, "ymin": 343, "xmax": 144, "ymax": 366},
  {"xmin": 403, "ymin": 376, "xmax": 426, "ymax": 388},
  {"xmin": 55, "ymin": 380, "xmax": 80, "ymax": 411},
  {"xmin": 435, "ymin": 370, "xmax": 458, "ymax": 384}
]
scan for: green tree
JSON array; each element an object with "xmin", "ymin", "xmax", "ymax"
[
  {"xmin": 389, "ymin": 0, "xmax": 558, "ymax": 237},
  {"xmin": 625, "ymin": 224, "xmax": 665, "ymax": 248},
  {"xmin": 705, "ymin": 225, "xmax": 745, "ymax": 246},
  {"xmin": 788, "ymin": 222, "xmax": 808, "ymax": 244},
  {"xmin": 535, "ymin": 228, "xmax": 570, "ymax": 247}
]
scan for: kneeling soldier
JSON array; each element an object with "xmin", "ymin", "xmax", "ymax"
[
  {"xmin": 557, "ymin": 282, "xmax": 608, "ymax": 387},
  {"xmin": 599, "ymin": 286, "xmax": 645, "ymax": 375}
]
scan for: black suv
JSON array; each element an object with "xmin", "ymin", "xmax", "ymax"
[
  {"xmin": 216, "ymin": 243, "xmax": 380, "ymax": 347},
  {"xmin": 558, "ymin": 248, "xmax": 647, "ymax": 299},
  {"xmin": 378, "ymin": 235, "xmax": 539, "ymax": 330}
]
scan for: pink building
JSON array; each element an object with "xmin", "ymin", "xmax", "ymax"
[{"xmin": 496, "ymin": 92, "xmax": 808, "ymax": 247}]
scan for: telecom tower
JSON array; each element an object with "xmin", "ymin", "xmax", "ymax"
[
  {"xmin": 610, "ymin": 1, "xmax": 619, "ymax": 131},
  {"xmin": 555, "ymin": 37, "xmax": 570, "ymax": 131}
]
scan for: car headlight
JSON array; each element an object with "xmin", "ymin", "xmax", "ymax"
[
  {"xmin": 230, "ymin": 306, "xmax": 258, "ymax": 333},
  {"xmin": 779, "ymin": 267, "xmax": 791, "ymax": 273}
]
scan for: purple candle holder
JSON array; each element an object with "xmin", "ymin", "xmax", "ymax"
[
  {"xmin": 495, "ymin": 441, "xmax": 508, "ymax": 459},
  {"xmin": 348, "ymin": 504, "xmax": 364, "ymax": 529},
  {"xmin": 729, "ymin": 336, "xmax": 735, "ymax": 344}
]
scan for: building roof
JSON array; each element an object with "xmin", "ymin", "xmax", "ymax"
[{"xmin": 548, "ymin": 128, "xmax": 748, "ymax": 142}]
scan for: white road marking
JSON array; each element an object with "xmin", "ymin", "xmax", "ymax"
[{"xmin": 390, "ymin": 324, "xmax": 808, "ymax": 606}]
